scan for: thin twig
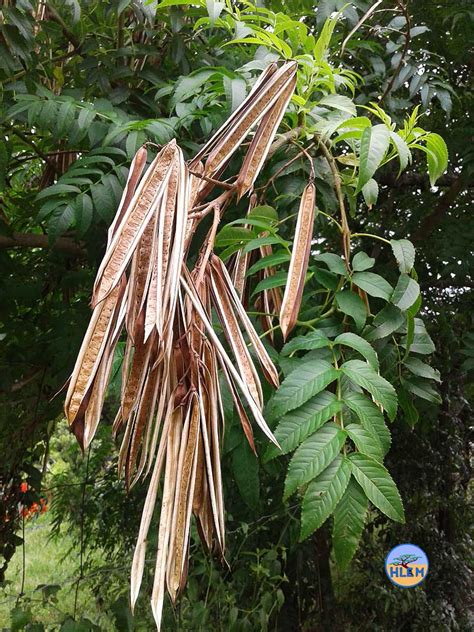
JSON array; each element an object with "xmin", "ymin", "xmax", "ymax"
[
  {"xmin": 379, "ymin": 1, "xmax": 411, "ymax": 103},
  {"xmin": 316, "ymin": 139, "xmax": 351, "ymax": 262}
]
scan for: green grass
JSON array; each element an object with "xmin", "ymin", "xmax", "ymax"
[{"xmin": 0, "ymin": 514, "xmax": 116, "ymax": 630}]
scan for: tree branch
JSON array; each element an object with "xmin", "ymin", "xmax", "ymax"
[{"xmin": 0, "ymin": 232, "xmax": 85, "ymax": 257}]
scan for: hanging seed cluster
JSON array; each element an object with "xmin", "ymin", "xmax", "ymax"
[{"xmin": 65, "ymin": 60, "xmax": 318, "ymax": 629}]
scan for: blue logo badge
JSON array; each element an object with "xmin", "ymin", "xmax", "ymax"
[{"xmin": 385, "ymin": 543, "xmax": 429, "ymax": 588}]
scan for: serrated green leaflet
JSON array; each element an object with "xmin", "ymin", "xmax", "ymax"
[
  {"xmin": 334, "ymin": 332, "xmax": 379, "ymax": 370},
  {"xmin": 346, "ymin": 424, "xmax": 383, "ymax": 460},
  {"xmin": 352, "ymin": 272, "xmax": 393, "ymax": 301},
  {"xmin": 341, "ymin": 360, "xmax": 397, "ymax": 421},
  {"xmin": 344, "ymin": 391, "xmax": 391, "ymax": 455},
  {"xmin": 280, "ymin": 331, "xmax": 331, "ymax": 356},
  {"xmin": 349, "ymin": 453, "xmax": 405, "ymax": 522},
  {"xmin": 402, "ymin": 377, "xmax": 442, "ymax": 404},
  {"xmin": 390, "ymin": 239, "xmax": 415, "ymax": 273},
  {"xmin": 264, "ymin": 391, "xmax": 341, "ymax": 461},
  {"xmin": 251, "ymin": 271, "xmax": 288, "ymax": 296},
  {"xmin": 403, "ymin": 357, "xmax": 441, "ymax": 382},
  {"xmin": 266, "ymin": 360, "xmax": 339, "ymax": 422},
  {"xmin": 246, "ymin": 251, "xmax": 290, "ymax": 276},
  {"xmin": 300, "ymin": 455, "xmax": 351, "ymax": 540},
  {"xmin": 284, "ymin": 423, "xmax": 346, "ymax": 499},
  {"xmin": 333, "ymin": 478, "xmax": 368, "ymax": 569}
]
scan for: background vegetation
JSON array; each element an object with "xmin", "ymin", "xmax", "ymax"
[{"xmin": 0, "ymin": 1, "xmax": 472, "ymax": 630}]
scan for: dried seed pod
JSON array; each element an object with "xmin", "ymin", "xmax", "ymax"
[
  {"xmin": 236, "ymin": 73, "xmax": 296, "ymax": 199},
  {"xmin": 280, "ymin": 182, "xmax": 316, "ymax": 339}
]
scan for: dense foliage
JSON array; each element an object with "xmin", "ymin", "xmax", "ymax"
[{"xmin": 0, "ymin": 1, "xmax": 472, "ymax": 630}]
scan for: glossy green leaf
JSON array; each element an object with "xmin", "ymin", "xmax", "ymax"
[
  {"xmin": 403, "ymin": 377, "xmax": 442, "ymax": 404},
  {"xmin": 366, "ymin": 304, "xmax": 404, "ymax": 341},
  {"xmin": 402, "ymin": 318, "xmax": 435, "ymax": 355},
  {"xmin": 284, "ymin": 423, "xmax": 346, "ymax": 499},
  {"xmin": 247, "ymin": 251, "xmax": 290, "ymax": 276},
  {"xmin": 361, "ymin": 179, "xmax": 379, "ymax": 208},
  {"xmin": 300, "ymin": 455, "xmax": 351, "ymax": 540},
  {"xmin": 349, "ymin": 453, "xmax": 405, "ymax": 522},
  {"xmin": 251, "ymin": 271, "xmax": 288, "ymax": 296}
]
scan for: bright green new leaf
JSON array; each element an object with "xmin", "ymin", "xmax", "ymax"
[{"xmin": 425, "ymin": 132, "xmax": 448, "ymax": 186}]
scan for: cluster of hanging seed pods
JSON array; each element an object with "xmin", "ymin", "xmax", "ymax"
[{"xmin": 65, "ymin": 60, "xmax": 318, "ymax": 629}]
